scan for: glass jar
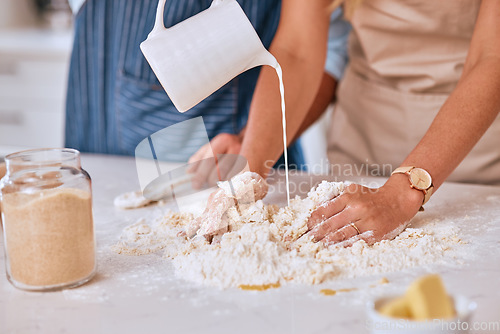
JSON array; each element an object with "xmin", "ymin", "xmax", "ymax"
[{"xmin": 0, "ymin": 148, "xmax": 96, "ymax": 291}]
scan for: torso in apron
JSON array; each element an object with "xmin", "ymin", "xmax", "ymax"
[
  {"xmin": 65, "ymin": 0, "xmax": 305, "ymax": 167},
  {"xmin": 328, "ymin": 0, "xmax": 500, "ymax": 184}
]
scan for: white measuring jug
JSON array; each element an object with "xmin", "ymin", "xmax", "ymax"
[{"xmin": 140, "ymin": 0, "xmax": 278, "ymax": 112}]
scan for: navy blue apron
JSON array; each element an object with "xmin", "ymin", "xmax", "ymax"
[{"xmin": 65, "ymin": 0, "xmax": 305, "ymax": 168}]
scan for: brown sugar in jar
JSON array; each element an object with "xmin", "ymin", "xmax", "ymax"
[{"xmin": 0, "ymin": 149, "xmax": 96, "ymax": 291}]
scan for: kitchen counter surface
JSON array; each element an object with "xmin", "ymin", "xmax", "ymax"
[{"xmin": 1, "ymin": 154, "xmax": 499, "ymax": 334}]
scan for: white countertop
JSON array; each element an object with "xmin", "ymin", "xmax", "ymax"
[{"xmin": 1, "ymin": 154, "xmax": 500, "ymax": 334}]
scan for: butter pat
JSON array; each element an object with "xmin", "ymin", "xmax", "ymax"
[
  {"xmin": 378, "ymin": 274, "xmax": 456, "ymax": 320},
  {"xmin": 379, "ymin": 296, "xmax": 412, "ymax": 319},
  {"xmin": 406, "ymin": 274, "xmax": 455, "ymax": 320}
]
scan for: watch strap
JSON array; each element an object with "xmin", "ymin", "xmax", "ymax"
[
  {"xmin": 422, "ymin": 186, "xmax": 434, "ymax": 205},
  {"xmin": 391, "ymin": 166, "xmax": 415, "ymax": 175}
]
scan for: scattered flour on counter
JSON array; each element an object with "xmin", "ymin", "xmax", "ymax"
[
  {"xmin": 112, "ymin": 181, "xmax": 467, "ymax": 289},
  {"xmin": 114, "ymin": 191, "xmax": 153, "ymax": 209}
]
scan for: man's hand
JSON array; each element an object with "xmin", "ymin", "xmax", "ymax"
[
  {"xmin": 184, "ymin": 172, "xmax": 268, "ymax": 241},
  {"xmin": 187, "ymin": 133, "xmax": 243, "ymax": 189},
  {"xmin": 306, "ymin": 176, "xmax": 424, "ymax": 246}
]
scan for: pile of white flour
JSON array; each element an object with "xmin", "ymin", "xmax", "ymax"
[{"xmin": 112, "ymin": 181, "xmax": 466, "ymax": 289}]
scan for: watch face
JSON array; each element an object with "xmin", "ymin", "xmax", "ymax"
[{"xmin": 409, "ymin": 168, "xmax": 432, "ymax": 190}]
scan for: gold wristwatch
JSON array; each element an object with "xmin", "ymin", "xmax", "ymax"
[{"xmin": 391, "ymin": 166, "xmax": 434, "ymax": 210}]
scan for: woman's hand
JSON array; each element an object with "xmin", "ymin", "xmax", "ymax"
[
  {"xmin": 187, "ymin": 133, "xmax": 243, "ymax": 189},
  {"xmin": 306, "ymin": 175, "xmax": 424, "ymax": 246}
]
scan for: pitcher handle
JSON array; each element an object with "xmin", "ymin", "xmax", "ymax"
[
  {"xmin": 151, "ymin": 0, "xmax": 226, "ymax": 37},
  {"xmin": 150, "ymin": 0, "xmax": 167, "ymax": 36}
]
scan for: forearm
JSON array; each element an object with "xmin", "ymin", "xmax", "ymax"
[
  {"xmin": 238, "ymin": 72, "xmax": 335, "ymax": 149},
  {"xmin": 240, "ymin": 52, "xmax": 325, "ymax": 176},
  {"xmin": 399, "ymin": 56, "xmax": 500, "ymax": 190},
  {"xmin": 239, "ymin": 1, "xmax": 331, "ymax": 177},
  {"xmin": 292, "ymin": 72, "xmax": 337, "ymax": 142}
]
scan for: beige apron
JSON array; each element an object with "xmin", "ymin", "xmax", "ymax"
[{"xmin": 328, "ymin": 0, "xmax": 500, "ymax": 184}]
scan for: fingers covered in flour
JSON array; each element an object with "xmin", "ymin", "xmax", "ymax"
[
  {"xmin": 323, "ymin": 221, "xmax": 364, "ymax": 245},
  {"xmin": 186, "ymin": 172, "xmax": 269, "ymax": 241},
  {"xmin": 196, "ymin": 190, "xmax": 235, "ymax": 237},
  {"xmin": 183, "ymin": 189, "xmax": 233, "ymax": 238},
  {"xmin": 217, "ymin": 172, "xmax": 268, "ymax": 203},
  {"xmin": 309, "ymin": 209, "xmax": 353, "ymax": 242},
  {"xmin": 307, "ymin": 194, "xmax": 347, "ymax": 231},
  {"xmin": 323, "ymin": 218, "xmax": 403, "ymax": 247},
  {"xmin": 184, "ymin": 216, "xmax": 203, "ymax": 238}
]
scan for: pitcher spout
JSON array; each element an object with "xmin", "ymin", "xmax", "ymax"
[{"xmin": 246, "ymin": 50, "xmax": 278, "ymax": 71}]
